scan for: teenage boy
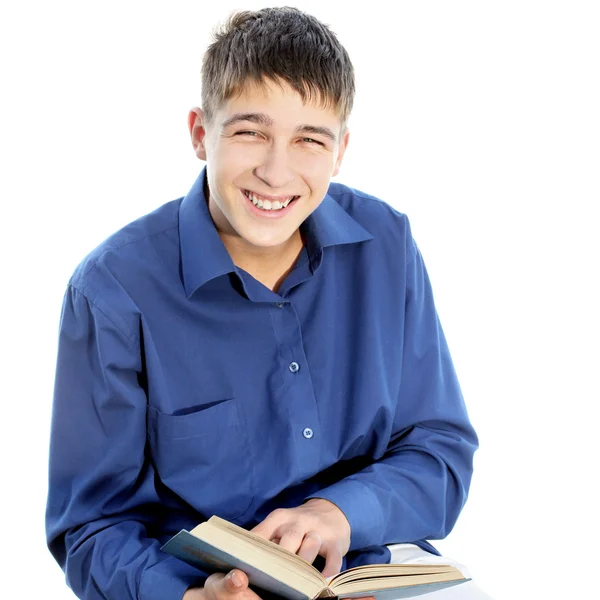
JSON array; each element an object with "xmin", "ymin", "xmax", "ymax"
[{"xmin": 47, "ymin": 7, "xmax": 492, "ymax": 600}]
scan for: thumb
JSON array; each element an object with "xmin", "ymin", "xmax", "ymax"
[{"xmin": 224, "ymin": 569, "xmax": 249, "ymax": 594}]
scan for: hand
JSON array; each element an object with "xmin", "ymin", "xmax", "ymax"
[
  {"xmin": 183, "ymin": 569, "xmax": 261, "ymax": 600},
  {"xmin": 182, "ymin": 569, "xmax": 374, "ymax": 600},
  {"xmin": 251, "ymin": 498, "xmax": 351, "ymax": 578}
]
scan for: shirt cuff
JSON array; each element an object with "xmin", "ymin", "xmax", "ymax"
[
  {"xmin": 139, "ymin": 556, "xmax": 206, "ymax": 600},
  {"xmin": 306, "ymin": 479, "xmax": 384, "ymax": 551}
]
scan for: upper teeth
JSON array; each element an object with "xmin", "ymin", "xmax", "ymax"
[{"xmin": 244, "ymin": 190, "xmax": 295, "ymax": 210}]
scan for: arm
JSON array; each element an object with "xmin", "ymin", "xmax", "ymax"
[
  {"xmin": 310, "ymin": 241, "xmax": 479, "ymax": 551},
  {"xmin": 253, "ymin": 236, "xmax": 477, "ymax": 565},
  {"xmin": 46, "ymin": 284, "xmax": 203, "ymax": 600}
]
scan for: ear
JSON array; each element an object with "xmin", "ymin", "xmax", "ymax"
[
  {"xmin": 188, "ymin": 107, "xmax": 208, "ymax": 161},
  {"xmin": 332, "ymin": 128, "xmax": 350, "ymax": 177}
]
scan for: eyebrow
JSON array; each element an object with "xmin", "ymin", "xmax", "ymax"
[
  {"xmin": 221, "ymin": 112, "xmax": 338, "ymax": 142},
  {"xmin": 296, "ymin": 124, "xmax": 337, "ymax": 143},
  {"xmin": 222, "ymin": 113, "xmax": 274, "ymax": 129}
]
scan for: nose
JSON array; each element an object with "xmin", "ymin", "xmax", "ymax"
[{"xmin": 253, "ymin": 142, "xmax": 295, "ymax": 189}]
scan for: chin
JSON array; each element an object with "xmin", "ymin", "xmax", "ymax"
[
  {"xmin": 245, "ymin": 235, "xmax": 291, "ymax": 249},
  {"xmin": 241, "ymin": 228, "xmax": 295, "ymax": 249}
]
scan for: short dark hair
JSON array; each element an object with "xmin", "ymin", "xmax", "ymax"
[{"xmin": 201, "ymin": 7, "xmax": 355, "ymax": 127}]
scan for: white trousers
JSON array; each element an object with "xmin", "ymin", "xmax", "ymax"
[{"xmin": 387, "ymin": 544, "xmax": 495, "ymax": 599}]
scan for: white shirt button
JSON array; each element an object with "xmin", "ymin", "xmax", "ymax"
[
  {"xmin": 303, "ymin": 428, "xmax": 314, "ymax": 439},
  {"xmin": 289, "ymin": 362, "xmax": 300, "ymax": 373}
]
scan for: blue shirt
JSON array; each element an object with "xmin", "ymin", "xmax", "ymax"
[{"xmin": 46, "ymin": 169, "xmax": 478, "ymax": 600}]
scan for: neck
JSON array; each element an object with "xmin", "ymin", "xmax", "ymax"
[
  {"xmin": 220, "ymin": 230, "xmax": 304, "ymax": 293},
  {"xmin": 203, "ymin": 181, "xmax": 304, "ymax": 291}
]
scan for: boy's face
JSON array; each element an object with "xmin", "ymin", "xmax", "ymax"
[{"xmin": 188, "ymin": 78, "xmax": 349, "ymax": 253}]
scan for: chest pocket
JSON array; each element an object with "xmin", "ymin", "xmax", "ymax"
[{"xmin": 148, "ymin": 398, "xmax": 254, "ymax": 521}]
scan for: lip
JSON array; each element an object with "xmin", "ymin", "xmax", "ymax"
[
  {"xmin": 243, "ymin": 189, "xmax": 298, "ymax": 202},
  {"xmin": 241, "ymin": 189, "xmax": 298, "ymax": 219}
]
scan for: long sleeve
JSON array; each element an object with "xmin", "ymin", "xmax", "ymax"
[
  {"xmin": 46, "ymin": 284, "xmax": 203, "ymax": 600},
  {"xmin": 47, "ymin": 179, "xmax": 478, "ymax": 590},
  {"xmin": 310, "ymin": 242, "xmax": 479, "ymax": 551}
]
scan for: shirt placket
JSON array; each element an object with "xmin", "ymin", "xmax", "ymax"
[{"xmin": 270, "ymin": 300, "xmax": 322, "ymax": 478}]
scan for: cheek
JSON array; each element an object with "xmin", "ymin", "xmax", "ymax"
[
  {"xmin": 294, "ymin": 151, "xmax": 336, "ymax": 179},
  {"xmin": 212, "ymin": 141, "xmax": 263, "ymax": 172}
]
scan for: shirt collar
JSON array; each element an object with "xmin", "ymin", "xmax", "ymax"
[
  {"xmin": 179, "ymin": 169, "xmax": 236, "ymax": 298},
  {"xmin": 303, "ymin": 191, "xmax": 374, "ymax": 252},
  {"xmin": 179, "ymin": 168, "xmax": 374, "ymax": 298}
]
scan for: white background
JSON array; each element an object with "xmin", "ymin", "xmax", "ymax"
[{"xmin": 1, "ymin": 1, "xmax": 599, "ymax": 599}]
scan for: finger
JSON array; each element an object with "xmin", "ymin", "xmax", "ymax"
[
  {"xmin": 251, "ymin": 513, "xmax": 282, "ymax": 541},
  {"xmin": 321, "ymin": 545, "xmax": 343, "ymax": 579},
  {"xmin": 277, "ymin": 528, "xmax": 307, "ymax": 555},
  {"xmin": 205, "ymin": 570, "xmax": 249, "ymax": 597},
  {"xmin": 295, "ymin": 531, "xmax": 322, "ymax": 565},
  {"xmin": 203, "ymin": 573, "xmax": 225, "ymax": 600},
  {"xmin": 224, "ymin": 570, "xmax": 249, "ymax": 594}
]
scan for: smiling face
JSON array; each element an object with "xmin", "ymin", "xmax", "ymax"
[{"xmin": 188, "ymin": 78, "xmax": 350, "ymax": 258}]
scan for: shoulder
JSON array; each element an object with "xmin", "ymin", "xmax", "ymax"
[
  {"xmin": 327, "ymin": 181, "xmax": 416, "ymax": 261},
  {"xmin": 68, "ymin": 198, "xmax": 182, "ymax": 314}
]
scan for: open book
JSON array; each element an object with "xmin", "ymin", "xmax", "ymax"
[{"xmin": 161, "ymin": 516, "xmax": 470, "ymax": 599}]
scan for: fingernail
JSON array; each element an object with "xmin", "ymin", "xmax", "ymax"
[{"xmin": 230, "ymin": 571, "xmax": 241, "ymax": 588}]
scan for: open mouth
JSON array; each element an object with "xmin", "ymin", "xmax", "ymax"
[{"xmin": 242, "ymin": 189, "xmax": 299, "ymax": 212}]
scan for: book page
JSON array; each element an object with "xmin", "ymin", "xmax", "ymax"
[
  {"xmin": 206, "ymin": 517, "xmax": 327, "ymax": 579},
  {"xmin": 189, "ymin": 518, "xmax": 326, "ymax": 595},
  {"xmin": 331, "ymin": 571, "xmax": 467, "ymax": 595},
  {"xmin": 329, "ymin": 563, "xmax": 460, "ymax": 586}
]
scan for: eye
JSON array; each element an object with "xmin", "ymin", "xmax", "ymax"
[
  {"xmin": 236, "ymin": 130, "xmax": 259, "ymax": 137},
  {"xmin": 301, "ymin": 137, "xmax": 324, "ymax": 146}
]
